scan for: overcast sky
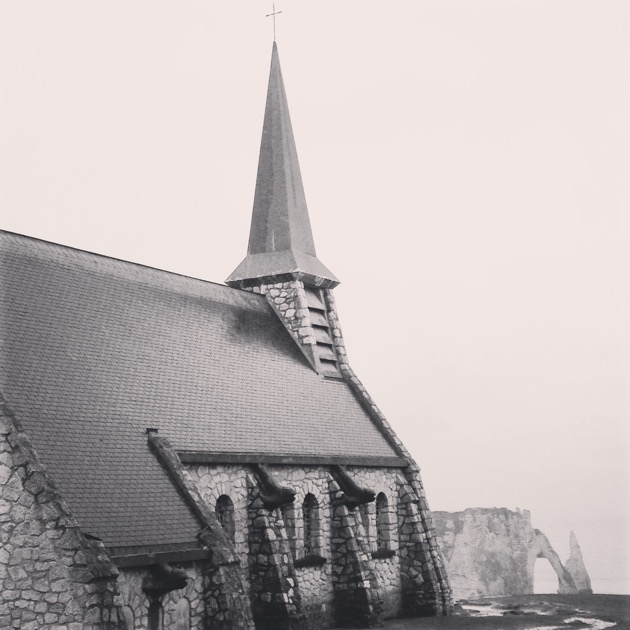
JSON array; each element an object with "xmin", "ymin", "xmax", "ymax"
[{"xmin": 1, "ymin": 0, "xmax": 628, "ymax": 594}]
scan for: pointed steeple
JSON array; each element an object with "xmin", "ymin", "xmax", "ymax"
[{"xmin": 226, "ymin": 42, "xmax": 338, "ymax": 289}]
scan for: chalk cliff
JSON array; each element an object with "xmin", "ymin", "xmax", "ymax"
[
  {"xmin": 565, "ymin": 531, "xmax": 593, "ymax": 594},
  {"xmin": 432, "ymin": 508, "xmax": 589, "ymax": 600}
]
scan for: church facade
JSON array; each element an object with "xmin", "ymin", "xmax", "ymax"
[{"xmin": 0, "ymin": 43, "xmax": 452, "ymax": 629}]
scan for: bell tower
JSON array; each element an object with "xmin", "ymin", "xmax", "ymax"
[{"xmin": 227, "ymin": 43, "xmax": 344, "ymax": 377}]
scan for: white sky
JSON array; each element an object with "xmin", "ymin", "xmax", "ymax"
[{"xmin": 1, "ymin": 0, "xmax": 628, "ymax": 594}]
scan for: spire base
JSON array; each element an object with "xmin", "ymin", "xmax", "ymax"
[{"xmin": 226, "ymin": 251, "xmax": 339, "ymax": 289}]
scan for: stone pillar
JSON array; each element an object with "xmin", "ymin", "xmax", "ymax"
[
  {"xmin": 329, "ymin": 478, "xmax": 382, "ymax": 628},
  {"xmin": 246, "ymin": 473, "xmax": 303, "ymax": 630},
  {"xmin": 565, "ymin": 532, "xmax": 592, "ymax": 594}
]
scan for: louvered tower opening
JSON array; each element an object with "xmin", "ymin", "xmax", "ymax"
[{"xmin": 304, "ymin": 287, "xmax": 341, "ymax": 378}]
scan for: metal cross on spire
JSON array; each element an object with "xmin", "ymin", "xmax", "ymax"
[{"xmin": 266, "ymin": 3, "xmax": 282, "ymax": 41}]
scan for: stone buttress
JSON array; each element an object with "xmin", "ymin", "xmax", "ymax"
[
  {"xmin": 144, "ymin": 430, "xmax": 254, "ymax": 629},
  {"xmin": 328, "ymin": 474, "xmax": 382, "ymax": 627},
  {"xmin": 246, "ymin": 467, "xmax": 304, "ymax": 630}
]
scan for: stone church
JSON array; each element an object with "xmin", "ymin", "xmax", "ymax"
[{"xmin": 0, "ymin": 43, "xmax": 452, "ymax": 629}]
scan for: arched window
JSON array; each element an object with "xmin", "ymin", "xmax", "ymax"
[
  {"xmin": 376, "ymin": 492, "xmax": 390, "ymax": 551},
  {"xmin": 216, "ymin": 495, "xmax": 235, "ymax": 544},
  {"xmin": 303, "ymin": 493, "xmax": 320, "ymax": 556}
]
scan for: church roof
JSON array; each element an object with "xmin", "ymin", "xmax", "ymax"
[
  {"xmin": 0, "ymin": 231, "xmax": 398, "ymax": 549},
  {"xmin": 226, "ymin": 42, "xmax": 338, "ymax": 288}
]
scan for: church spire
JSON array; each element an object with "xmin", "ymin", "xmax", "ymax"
[{"xmin": 226, "ymin": 42, "xmax": 338, "ymax": 289}]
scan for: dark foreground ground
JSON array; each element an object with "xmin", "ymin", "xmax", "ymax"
[{"xmin": 345, "ymin": 595, "xmax": 630, "ymax": 630}]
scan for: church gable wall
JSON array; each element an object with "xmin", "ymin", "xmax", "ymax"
[{"xmin": 0, "ymin": 399, "xmax": 124, "ymax": 630}]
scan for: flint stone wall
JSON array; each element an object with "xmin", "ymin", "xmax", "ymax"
[
  {"xmin": 0, "ymin": 399, "xmax": 124, "ymax": 630},
  {"xmin": 185, "ymin": 462, "xmax": 410, "ymax": 626},
  {"xmin": 186, "ymin": 464, "xmax": 249, "ymax": 591},
  {"xmin": 250, "ymin": 281, "xmax": 316, "ymax": 347},
  {"xmin": 117, "ymin": 562, "xmax": 205, "ymax": 629},
  {"xmin": 371, "ymin": 556, "xmax": 400, "ymax": 618},
  {"xmin": 277, "ymin": 466, "xmax": 334, "ymax": 628},
  {"xmin": 343, "ymin": 467, "xmax": 402, "ymax": 618}
]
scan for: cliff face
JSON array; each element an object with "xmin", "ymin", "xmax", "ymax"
[
  {"xmin": 432, "ymin": 508, "xmax": 533, "ymax": 598},
  {"xmin": 432, "ymin": 508, "xmax": 589, "ymax": 600}
]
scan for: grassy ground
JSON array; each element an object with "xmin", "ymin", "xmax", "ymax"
[{"xmin": 342, "ymin": 594, "xmax": 630, "ymax": 630}]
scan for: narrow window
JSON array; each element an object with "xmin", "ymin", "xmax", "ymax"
[
  {"xmin": 376, "ymin": 492, "xmax": 389, "ymax": 551},
  {"xmin": 282, "ymin": 503, "xmax": 296, "ymax": 557},
  {"xmin": 303, "ymin": 493, "xmax": 320, "ymax": 556},
  {"xmin": 216, "ymin": 495, "xmax": 235, "ymax": 544},
  {"xmin": 359, "ymin": 503, "xmax": 371, "ymax": 547}
]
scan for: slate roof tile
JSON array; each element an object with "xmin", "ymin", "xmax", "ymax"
[{"xmin": 0, "ymin": 231, "xmax": 397, "ymax": 548}]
